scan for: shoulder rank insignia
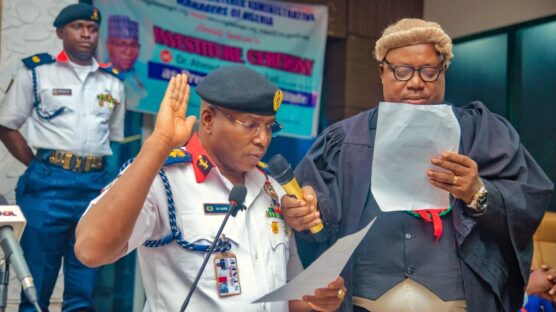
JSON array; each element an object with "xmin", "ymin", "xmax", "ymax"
[
  {"xmin": 21, "ymin": 53, "xmax": 55, "ymax": 69},
  {"xmin": 164, "ymin": 147, "xmax": 192, "ymax": 166},
  {"xmin": 98, "ymin": 64, "xmax": 124, "ymax": 81},
  {"xmin": 256, "ymin": 161, "xmax": 270, "ymax": 175},
  {"xmin": 195, "ymin": 155, "xmax": 213, "ymax": 176}
]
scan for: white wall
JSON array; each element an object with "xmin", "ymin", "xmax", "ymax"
[{"xmin": 424, "ymin": 0, "xmax": 556, "ymax": 38}]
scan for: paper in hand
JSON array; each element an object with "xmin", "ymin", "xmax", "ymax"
[
  {"xmin": 371, "ymin": 102, "xmax": 460, "ymax": 212},
  {"xmin": 253, "ymin": 217, "xmax": 376, "ymax": 303}
]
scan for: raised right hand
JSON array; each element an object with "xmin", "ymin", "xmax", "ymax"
[
  {"xmin": 151, "ymin": 73, "xmax": 197, "ymax": 152},
  {"xmin": 281, "ymin": 185, "xmax": 321, "ymax": 232}
]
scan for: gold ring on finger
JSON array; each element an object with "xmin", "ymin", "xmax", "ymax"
[
  {"xmin": 337, "ymin": 287, "xmax": 346, "ymax": 300},
  {"xmin": 452, "ymin": 175, "xmax": 458, "ymax": 185}
]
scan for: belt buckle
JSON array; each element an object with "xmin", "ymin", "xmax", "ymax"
[
  {"xmin": 73, "ymin": 156, "xmax": 83, "ymax": 173},
  {"xmin": 63, "ymin": 152, "xmax": 72, "ymax": 170},
  {"xmin": 48, "ymin": 152, "xmax": 58, "ymax": 165},
  {"xmin": 84, "ymin": 156, "xmax": 93, "ymax": 172}
]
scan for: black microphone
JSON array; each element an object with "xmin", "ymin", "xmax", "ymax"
[
  {"xmin": 268, "ymin": 154, "xmax": 327, "ymax": 243},
  {"xmin": 180, "ymin": 185, "xmax": 247, "ymax": 312}
]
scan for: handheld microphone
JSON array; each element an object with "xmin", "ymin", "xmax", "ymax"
[
  {"xmin": 180, "ymin": 185, "xmax": 247, "ymax": 312},
  {"xmin": 0, "ymin": 206, "xmax": 41, "ymax": 312},
  {"xmin": 268, "ymin": 154, "xmax": 327, "ymax": 243}
]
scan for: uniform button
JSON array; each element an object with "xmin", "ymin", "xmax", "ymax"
[
  {"xmin": 405, "ymin": 233, "xmax": 412, "ymax": 239},
  {"xmin": 406, "ymin": 266, "xmax": 415, "ymax": 275}
]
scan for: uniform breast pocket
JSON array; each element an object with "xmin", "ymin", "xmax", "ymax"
[
  {"xmin": 266, "ymin": 218, "xmax": 289, "ymax": 285},
  {"xmin": 38, "ymin": 88, "xmax": 74, "ymax": 119},
  {"xmin": 92, "ymin": 100, "xmax": 113, "ymax": 120},
  {"xmin": 179, "ymin": 214, "xmax": 241, "ymax": 284}
]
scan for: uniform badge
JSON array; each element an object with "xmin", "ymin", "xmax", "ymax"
[
  {"xmin": 96, "ymin": 91, "xmax": 120, "ymax": 109},
  {"xmin": 266, "ymin": 206, "xmax": 283, "ymax": 219},
  {"xmin": 214, "ymin": 253, "xmax": 241, "ymax": 297},
  {"xmin": 91, "ymin": 8, "xmax": 99, "ymax": 21},
  {"xmin": 52, "ymin": 88, "xmax": 72, "ymax": 96},
  {"xmin": 273, "ymin": 90, "xmax": 283, "ymax": 112},
  {"xmin": 264, "ymin": 181, "xmax": 279, "ymax": 205},
  {"xmin": 271, "ymin": 221, "xmax": 279, "ymax": 234},
  {"xmin": 204, "ymin": 203, "xmax": 230, "ymax": 214},
  {"xmin": 169, "ymin": 148, "xmax": 186, "ymax": 158},
  {"xmin": 196, "ymin": 155, "xmax": 213, "ymax": 176}
]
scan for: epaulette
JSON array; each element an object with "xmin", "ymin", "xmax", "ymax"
[
  {"xmin": 256, "ymin": 161, "xmax": 270, "ymax": 175},
  {"xmin": 164, "ymin": 147, "xmax": 192, "ymax": 166},
  {"xmin": 21, "ymin": 53, "xmax": 55, "ymax": 69},
  {"xmin": 98, "ymin": 64, "xmax": 124, "ymax": 81}
]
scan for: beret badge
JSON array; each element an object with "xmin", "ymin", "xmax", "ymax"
[
  {"xmin": 273, "ymin": 90, "xmax": 283, "ymax": 112},
  {"xmin": 91, "ymin": 8, "xmax": 99, "ymax": 21}
]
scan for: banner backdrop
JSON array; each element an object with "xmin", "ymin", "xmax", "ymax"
[{"xmin": 95, "ymin": 0, "xmax": 328, "ymax": 138}]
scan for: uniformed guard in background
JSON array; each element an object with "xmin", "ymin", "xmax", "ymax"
[{"xmin": 0, "ymin": 3, "xmax": 125, "ymax": 311}]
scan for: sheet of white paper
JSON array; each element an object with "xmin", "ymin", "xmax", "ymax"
[
  {"xmin": 371, "ymin": 102, "xmax": 461, "ymax": 212},
  {"xmin": 253, "ymin": 218, "xmax": 376, "ymax": 303}
]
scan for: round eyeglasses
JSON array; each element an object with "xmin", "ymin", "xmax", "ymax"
[
  {"xmin": 210, "ymin": 106, "xmax": 284, "ymax": 137},
  {"xmin": 383, "ymin": 59, "xmax": 444, "ymax": 82}
]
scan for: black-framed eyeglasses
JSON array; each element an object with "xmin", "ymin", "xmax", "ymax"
[
  {"xmin": 210, "ymin": 106, "xmax": 284, "ymax": 137},
  {"xmin": 382, "ymin": 59, "xmax": 444, "ymax": 82}
]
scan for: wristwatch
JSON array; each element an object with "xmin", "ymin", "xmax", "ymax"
[{"xmin": 467, "ymin": 183, "xmax": 488, "ymax": 211}]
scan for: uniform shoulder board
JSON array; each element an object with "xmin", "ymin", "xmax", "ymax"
[
  {"xmin": 164, "ymin": 147, "xmax": 192, "ymax": 166},
  {"xmin": 21, "ymin": 53, "xmax": 55, "ymax": 69},
  {"xmin": 98, "ymin": 64, "xmax": 124, "ymax": 81},
  {"xmin": 256, "ymin": 161, "xmax": 270, "ymax": 175}
]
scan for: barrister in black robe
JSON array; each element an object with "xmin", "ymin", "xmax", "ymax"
[{"xmin": 282, "ymin": 18, "xmax": 553, "ymax": 312}]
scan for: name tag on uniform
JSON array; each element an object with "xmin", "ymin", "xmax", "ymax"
[
  {"xmin": 204, "ymin": 203, "xmax": 230, "ymax": 214},
  {"xmin": 52, "ymin": 88, "xmax": 72, "ymax": 96},
  {"xmin": 214, "ymin": 253, "xmax": 241, "ymax": 297}
]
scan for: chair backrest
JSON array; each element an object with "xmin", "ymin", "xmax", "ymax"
[{"xmin": 532, "ymin": 211, "xmax": 556, "ymax": 268}]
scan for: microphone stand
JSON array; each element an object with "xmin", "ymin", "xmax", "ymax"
[
  {"xmin": 0, "ymin": 258, "xmax": 9, "ymax": 312},
  {"xmin": 179, "ymin": 202, "xmax": 246, "ymax": 312}
]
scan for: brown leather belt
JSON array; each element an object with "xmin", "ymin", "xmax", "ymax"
[{"xmin": 38, "ymin": 149, "xmax": 104, "ymax": 173}]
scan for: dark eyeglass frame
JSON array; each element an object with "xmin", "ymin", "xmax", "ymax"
[
  {"xmin": 382, "ymin": 59, "xmax": 444, "ymax": 82},
  {"xmin": 210, "ymin": 106, "xmax": 284, "ymax": 137}
]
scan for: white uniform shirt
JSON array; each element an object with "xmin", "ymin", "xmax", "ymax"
[
  {"xmin": 89, "ymin": 135, "xmax": 300, "ymax": 312},
  {"xmin": 0, "ymin": 51, "xmax": 125, "ymax": 156},
  {"xmin": 126, "ymin": 162, "xmax": 291, "ymax": 312}
]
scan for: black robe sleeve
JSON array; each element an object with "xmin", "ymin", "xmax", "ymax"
[
  {"xmin": 294, "ymin": 121, "xmax": 345, "ymax": 244},
  {"xmin": 454, "ymin": 101, "xmax": 553, "ymax": 310}
]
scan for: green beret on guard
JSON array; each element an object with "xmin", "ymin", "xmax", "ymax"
[
  {"xmin": 53, "ymin": 3, "xmax": 102, "ymax": 28},
  {"xmin": 196, "ymin": 66, "xmax": 283, "ymax": 116}
]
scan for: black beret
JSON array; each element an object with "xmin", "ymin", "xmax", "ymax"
[
  {"xmin": 53, "ymin": 3, "xmax": 102, "ymax": 28},
  {"xmin": 196, "ymin": 66, "xmax": 283, "ymax": 116}
]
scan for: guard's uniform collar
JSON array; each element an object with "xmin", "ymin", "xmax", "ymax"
[
  {"xmin": 56, "ymin": 50, "xmax": 70, "ymax": 63},
  {"xmin": 56, "ymin": 50, "xmax": 122, "ymax": 80},
  {"xmin": 56, "ymin": 50, "xmax": 99, "ymax": 69},
  {"xmin": 186, "ymin": 134, "xmax": 216, "ymax": 183}
]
